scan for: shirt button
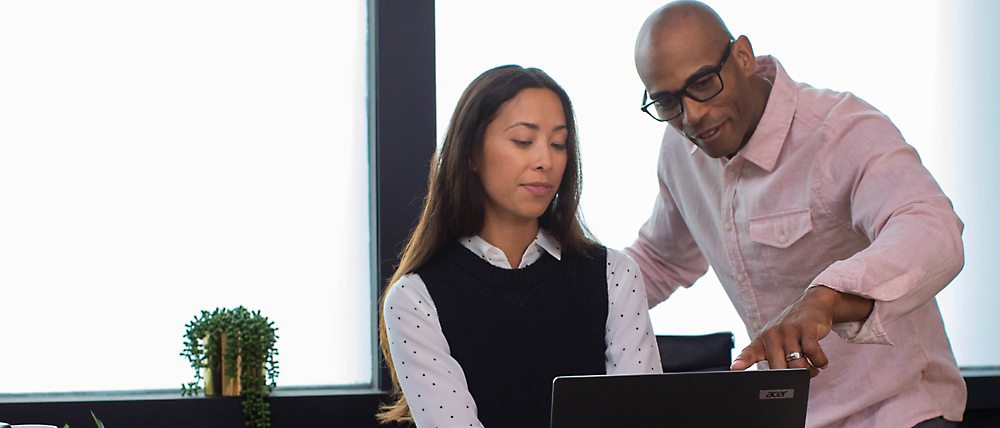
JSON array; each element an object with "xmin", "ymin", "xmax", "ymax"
[
  {"xmin": 752, "ymin": 321, "xmax": 761, "ymax": 329},
  {"xmin": 778, "ymin": 234, "xmax": 788, "ymax": 243},
  {"xmin": 737, "ymin": 273, "xmax": 746, "ymax": 282},
  {"xmin": 727, "ymin": 171, "xmax": 736, "ymax": 179},
  {"xmin": 724, "ymin": 223, "xmax": 733, "ymax": 231}
]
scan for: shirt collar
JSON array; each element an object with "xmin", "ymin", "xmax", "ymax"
[
  {"xmin": 736, "ymin": 55, "xmax": 798, "ymax": 172},
  {"xmin": 458, "ymin": 229, "xmax": 562, "ymax": 269},
  {"xmin": 532, "ymin": 228, "xmax": 563, "ymax": 260}
]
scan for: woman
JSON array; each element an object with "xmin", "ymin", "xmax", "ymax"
[{"xmin": 378, "ymin": 65, "xmax": 660, "ymax": 427}]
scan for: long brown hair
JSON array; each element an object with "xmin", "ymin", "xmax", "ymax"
[{"xmin": 376, "ymin": 65, "xmax": 595, "ymax": 424}]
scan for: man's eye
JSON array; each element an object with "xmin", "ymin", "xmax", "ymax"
[
  {"xmin": 689, "ymin": 75, "xmax": 714, "ymax": 91},
  {"xmin": 655, "ymin": 97, "xmax": 679, "ymax": 109}
]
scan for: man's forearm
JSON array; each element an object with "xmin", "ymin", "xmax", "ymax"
[{"xmin": 806, "ymin": 284, "xmax": 874, "ymax": 324}]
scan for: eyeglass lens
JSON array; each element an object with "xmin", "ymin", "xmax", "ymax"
[{"xmin": 652, "ymin": 72, "xmax": 723, "ymax": 121}]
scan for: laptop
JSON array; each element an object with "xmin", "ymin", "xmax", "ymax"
[{"xmin": 550, "ymin": 369, "xmax": 810, "ymax": 428}]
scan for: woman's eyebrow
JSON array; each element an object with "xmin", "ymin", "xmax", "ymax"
[
  {"xmin": 505, "ymin": 122, "xmax": 568, "ymax": 132},
  {"xmin": 505, "ymin": 121, "xmax": 539, "ymax": 131}
]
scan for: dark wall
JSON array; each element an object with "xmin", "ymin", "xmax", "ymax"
[
  {"xmin": 3, "ymin": 379, "xmax": 998, "ymax": 428},
  {"xmin": 964, "ymin": 372, "xmax": 1000, "ymax": 427},
  {"xmin": 0, "ymin": 392, "xmax": 399, "ymax": 428}
]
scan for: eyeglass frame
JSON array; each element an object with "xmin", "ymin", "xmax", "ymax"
[{"xmin": 640, "ymin": 39, "xmax": 735, "ymax": 122}]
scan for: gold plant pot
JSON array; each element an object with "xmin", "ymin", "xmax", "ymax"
[{"xmin": 202, "ymin": 333, "xmax": 242, "ymax": 396}]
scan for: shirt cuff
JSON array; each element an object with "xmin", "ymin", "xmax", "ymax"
[
  {"xmin": 829, "ymin": 300, "xmax": 892, "ymax": 345},
  {"xmin": 806, "ymin": 279, "xmax": 892, "ymax": 345}
]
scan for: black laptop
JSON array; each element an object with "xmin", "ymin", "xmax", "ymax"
[{"xmin": 550, "ymin": 369, "xmax": 810, "ymax": 428}]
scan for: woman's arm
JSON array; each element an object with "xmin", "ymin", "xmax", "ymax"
[
  {"xmin": 604, "ymin": 249, "xmax": 662, "ymax": 374},
  {"xmin": 384, "ymin": 274, "xmax": 483, "ymax": 427}
]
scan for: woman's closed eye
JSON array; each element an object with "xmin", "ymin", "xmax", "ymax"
[
  {"xmin": 550, "ymin": 141, "xmax": 566, "ymax": 150},
  {"xmin": 511, "ymin": 139, "xmax": 532, "ymax": 146}
]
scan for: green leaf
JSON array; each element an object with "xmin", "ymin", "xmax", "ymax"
[{"xmin": 91, "ymin": 411, "xmax": 106, "ymax": 428}]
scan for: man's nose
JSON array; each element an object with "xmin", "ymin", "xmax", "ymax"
[{"xmin": 681, "ymin": 96, "xmax": 708, "ymax": 127}]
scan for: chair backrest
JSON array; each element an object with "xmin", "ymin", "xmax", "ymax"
[{"xmin": 656, "ymin": 332, "xmax": 734, "ymax": 373}]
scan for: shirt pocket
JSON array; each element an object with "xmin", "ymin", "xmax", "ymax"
[{"xmin": 748, "ymin": 208, "xmax": 813, "ymax": 249}]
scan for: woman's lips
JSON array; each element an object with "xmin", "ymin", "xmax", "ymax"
[{"xmin": 522, "ymin": 182, "xmax": 553, "ymax": 196}]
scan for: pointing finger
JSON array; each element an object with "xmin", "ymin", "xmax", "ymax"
[{"xmin": 731, "ymin": 340, "xmax": 765, "ymax": 371}]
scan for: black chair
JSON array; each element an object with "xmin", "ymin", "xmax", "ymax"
[{"xmin": 656, "ymin": 332, "xmax": 735, "ymax": 373}]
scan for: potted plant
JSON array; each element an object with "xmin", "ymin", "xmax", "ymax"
[
  {"xmin": 180, "ymin": 306, "xmax": 279, "ymax": 428},
  {"xmin": 61, "ymin": 411, "xmax": 106, "ymax": 428}
]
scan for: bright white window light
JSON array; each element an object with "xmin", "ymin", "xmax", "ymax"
[
  {"xmin": 436, "ymin": 0, "xmax": 1000, "ymax": 368},
  {"xmin": 0, "ymin": 1, "xmax": 370, "ymax": 393}
]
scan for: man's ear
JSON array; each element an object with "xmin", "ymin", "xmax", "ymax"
[{"xmin": 734, "ymin": 35, "xmax": 757, "ymax": 77}]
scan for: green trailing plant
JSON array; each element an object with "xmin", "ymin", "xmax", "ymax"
[
  {"xmin": 62, "ymin": 410, "xmax": 105, "ymax": 428},
  {"xmin": 180, "ymin": 306, "xmax": 279, "ymax": 428}
]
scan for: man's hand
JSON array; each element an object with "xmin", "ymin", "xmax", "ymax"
[{"xmin": 730, "ymin": 285, "xmax": 874, "ymax": 377}]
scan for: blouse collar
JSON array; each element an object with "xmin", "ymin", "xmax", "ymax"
[{"xmin": 459, "ymin": 228, "xmax": 562, "ymax": 269}]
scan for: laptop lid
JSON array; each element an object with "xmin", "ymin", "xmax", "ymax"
[{"xmin": 550, "ymin": 369, "xmax": 810, "ymax": 428}]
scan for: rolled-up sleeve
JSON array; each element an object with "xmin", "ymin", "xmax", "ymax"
[{"xmin": 810, "ymin": 112, "xmax": 964, "ymax": 344}]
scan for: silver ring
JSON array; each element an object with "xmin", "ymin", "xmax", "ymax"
[{"xmin": 785, "ymin": 352, "xmax": 803, "ymax": 362}]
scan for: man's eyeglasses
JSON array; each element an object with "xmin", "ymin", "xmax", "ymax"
[{"xmin": 640, "ymin": 40, "xmax": 734, "ymax": 122}]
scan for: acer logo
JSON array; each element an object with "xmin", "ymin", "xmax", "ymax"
[{"xmin": 759, "ymin": 389, "xmax": 794, "ymax": 399}]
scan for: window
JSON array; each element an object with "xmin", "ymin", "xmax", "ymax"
[
  {"xmin": 0, "ymin": 1, "xmax": 370, "ymax": 393},
  {"xmin": 436, "ymin": 0, "xmax": 1000, "ymax": 368}
]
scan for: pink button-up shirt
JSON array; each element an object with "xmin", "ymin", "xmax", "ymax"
[{"xmin": 625, "ymin": 56, "xmax": 966, "ymax": 427}]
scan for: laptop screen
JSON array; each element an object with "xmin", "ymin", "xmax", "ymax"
[{"xmin": 550, "ymin": 369, "xmax": 810, "ymax": 428}]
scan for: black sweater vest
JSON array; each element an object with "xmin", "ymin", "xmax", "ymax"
[{"xmin": 418, "ymin": 241, "xmax": 608, "ymax": 428}]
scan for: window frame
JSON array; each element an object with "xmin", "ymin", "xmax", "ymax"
[{"xmin": 0, "ymin": 1, "xmax": 434, "ymax": 426}]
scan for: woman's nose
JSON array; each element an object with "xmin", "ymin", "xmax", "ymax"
[{"xmin": 534, "ymin": 149, "xmax": 552, "ymax": 171}]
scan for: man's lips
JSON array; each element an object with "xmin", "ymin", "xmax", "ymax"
[
  {"xmin": 695, "ymin": 123, "xmax": 724, "ymax": 143},
  {"xmin": 521, "ymin": 182, "xmax": 554, "ymax": 196}
]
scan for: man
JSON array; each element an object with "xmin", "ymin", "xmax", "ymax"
[{"xmin": 624, "ymin": 2, "xmax": 966, "ymax": 427}]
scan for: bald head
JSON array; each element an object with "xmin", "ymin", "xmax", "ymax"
[
  {"xmin": 635, "ymin": 1, "xmax": 733, "ymax": 86},
  {"xmin": 633, "ymin": 1, "xmax": 771, "ymax": 159}
]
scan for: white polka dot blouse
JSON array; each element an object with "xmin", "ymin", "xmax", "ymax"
[{"xmin": 383, "ymin": 229, "xmax": 662, "ymax": 427}]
